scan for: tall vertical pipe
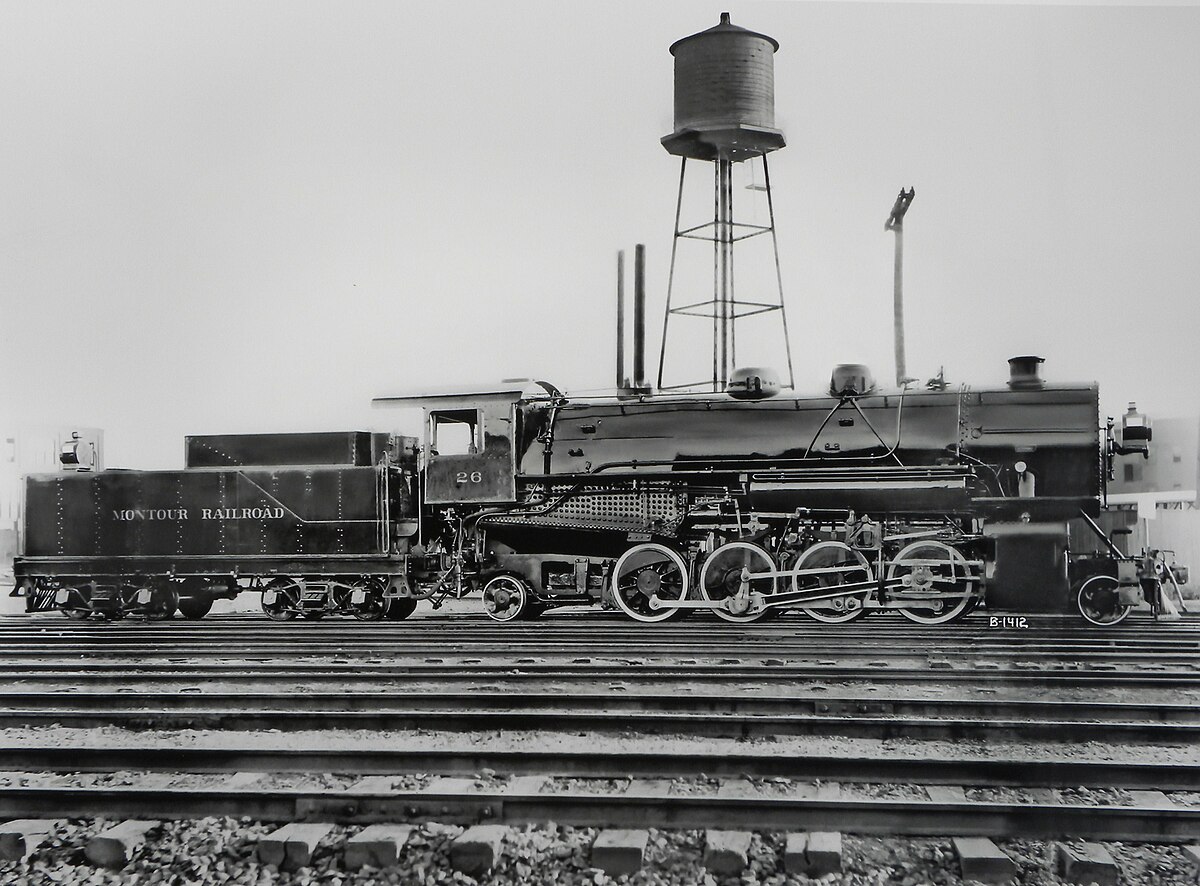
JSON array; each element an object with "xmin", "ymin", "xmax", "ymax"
[
  {"xmin": 885, "ymin": 188, "xmax": 915, "ymax": 387},
  {"xmin": 616, "ymin": 250, "xmax": 626, "ymax": 390},
  {"xmin": 893, "ymin": 221, "xmax": 906, "ymax": 387},
  {"xmin": 634, "ymin": 244, "xmax": 646, "ymax": 389},
  {"xmin": 718, "ymin": 157, "xmax": 732, "ymax": 389}
]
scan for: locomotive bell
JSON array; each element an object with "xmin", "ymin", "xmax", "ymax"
[{"xmin": 728, "ymin": 366, "xmax": 781, "ymax": 399}]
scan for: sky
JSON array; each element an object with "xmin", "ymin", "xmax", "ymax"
[{"xmin": 2, "ymin": 1, "xmax": 1199, "ymax": 469}]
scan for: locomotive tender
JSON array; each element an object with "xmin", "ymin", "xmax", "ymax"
[{"xmin": 12, "ymin": 357, "xmax": 1154, "ymax": 626}]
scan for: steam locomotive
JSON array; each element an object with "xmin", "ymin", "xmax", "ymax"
[{"xmin": 11, "ymin": 355, "xmax": 1158, "ymax": 626}]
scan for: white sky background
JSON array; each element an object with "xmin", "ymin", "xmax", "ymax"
[{"xmin": 2, "ymin": 1, "xmax": 1198, "ymax": 469}]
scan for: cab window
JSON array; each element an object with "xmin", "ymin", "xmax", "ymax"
[{"xmin": 430, "ymin": 409, "xmax": 480, "ymax": 456}]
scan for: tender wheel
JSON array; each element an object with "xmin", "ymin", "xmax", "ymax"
[
  {"xmin": 262, "ymin": 578, "xmax": 301, "ymax": 621},
  {"xmin": 143, "ymin": 586, "xmax": 179, "ymax": 621},
  {"xmin": 57, "ymin": 586, "xmax": 92, "ymax": 619},
  {"xmin": 348, "ymin": 579, "xmax": 388, "ymax": 621},
  {"xmin": 481, "ymin": 575, "xmax": 531, "ymax": 622},
  {"xmin": 384, "ymin": 597, "xmax": 418, "ymax": 621},
  {"xmin": 611, "ymin": 543, "xmax": 689, "ymax": 623},
  {"xmin": 699, "ymin": 542, "xmax": 777, "ymax": 623},
  {"xmin": 1076, "ymin": 575, "xmax": 1133, "ymax": 626},
  {"xmin": 888, "ymin": 540, "xmax": 977, "ymax": 625},
  {"xmin": 794, "ymin": 541, "xmax": 874, "ymax": 623},
  {"xmin": 178, "ymin": 596, "xmax": 214, "ymax": 620}
]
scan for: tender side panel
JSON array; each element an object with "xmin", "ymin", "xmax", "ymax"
[{"xmin": 22, "ymin": 466, "xmax": 403, "ymax": 561}]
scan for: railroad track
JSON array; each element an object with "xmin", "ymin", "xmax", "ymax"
[
  {"xmin": 10, "ymin": 662, "xmax": 1200, "ymax": 689},
  {"xmin": 4, "ymin": 743, "xmax": 1200, "ymax": 790},
  {"xmin": 4, "ymin": 613, "xmax": 1199, "ymax": 675},
  {"xmin": 2, "ymin": 611, "xmax": 1198, "ymax": 879},
  {"xmin": 0, "ymin": 771, "xmax": 1196, "ymax": 843},
  {"xmin": 2, "ymin": 690, "xmax": 1198, "ymax": 742}
]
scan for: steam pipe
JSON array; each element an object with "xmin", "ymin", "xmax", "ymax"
[
  {"xmin": 634, "ymin": 243, "xmax": 646, "ymax": 389},
  {"xmin": 616, "ymin": 250, "xmax": 626, "ymax": 390}
]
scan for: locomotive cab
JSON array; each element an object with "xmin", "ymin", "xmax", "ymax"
[{"xmin": 375, "ymin": 387, "xmax": 528, "ymax": 505}]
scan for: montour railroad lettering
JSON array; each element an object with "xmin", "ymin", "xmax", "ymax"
[
  {"xmin": 111, "ymin": 507, "xmax": 285, "ymax": 521},
  {"xmin": 201, "ymin": 507, "xmax": 286, "ymax": 520}
]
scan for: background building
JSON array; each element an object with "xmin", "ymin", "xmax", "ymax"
[
  {"xmin": 1, "ymin": 428, "xmax": 104, "ymax": 582},
  {"xmin": 1106, "ymin": 415, "xmax": 1199, "ymax": 574}
]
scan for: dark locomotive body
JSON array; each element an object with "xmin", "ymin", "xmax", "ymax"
[
  {"xmin": 377, "ymin": 362, "xmax": 1148, "ymax": 625},
  {"xmin": 12, "ymin": 364, "xmax": 1153, "ymax": 625}
]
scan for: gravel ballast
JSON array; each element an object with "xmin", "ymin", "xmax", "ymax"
[{"xmin": 2, "ymin": 819, "xmax": 1198, "ymax": 885}]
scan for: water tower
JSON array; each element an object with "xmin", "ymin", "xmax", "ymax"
[{"xmin": 656, "ymin": 13, "xmax": 794, "ymax": 392}]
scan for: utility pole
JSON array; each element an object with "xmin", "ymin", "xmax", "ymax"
[{"xmin": 885, "ymin": 188, "xmax": 916, "ymax": 388}]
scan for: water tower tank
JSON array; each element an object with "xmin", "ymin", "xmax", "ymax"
[{"xmin": 662, "ymin": 12, "xmax": 786, "ymax": 162}]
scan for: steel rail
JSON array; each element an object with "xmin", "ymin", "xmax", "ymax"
[
  {"xmin": 1, "ymin": 690, "xmax": 1196, "ymax": 724},
  {"xmin": 5, "ymin": 615, "xmax": 1196, "ymax": 632},
  {"xmin": 4, "ymin": 614, "xmax": 1195, "ymax": 633},
  {"xmin": 9, "ymin": 630, "xmax": 1194, "ymax": 643},
  {"xmin": 0, "ymin": 782, "xmax": 1193, "ymax": 843},
  {"xmin": 1, "ymin": 706, "xmax": 1196, "ymax": 742},
  {"xmin": 0, "ymin": 636, "xmax": 1195, "ymax": 656},
  {"xmin": 5, "ymin": 744, "xmax": 1199, "ymax": 790},
  {"xmin": 5, "ymin": 613, "xmax": 1197, "ymax": 633},
  {"xmin": 7, "ymin": 662, "xmax": 1200, "ymax": 687}
]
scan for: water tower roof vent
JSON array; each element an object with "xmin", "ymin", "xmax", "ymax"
[{"xmin": 669, "ymin": 11, "xmax": 780, "ymax": 54}]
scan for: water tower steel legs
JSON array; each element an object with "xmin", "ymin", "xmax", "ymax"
[
  {"xmin": 762, "ymin": 156, "xmax": 796, "ymax": 391},
  {"xmin": 714, "ymin": 158, "xmax": 734, "ymax": 389},
  {"xmin": 657, "ymin": 154, "xmax": 794, "ymax": 393},
  {"xmin": 656, "ymin": 159, "xmax": 687, "ymax": 392}
]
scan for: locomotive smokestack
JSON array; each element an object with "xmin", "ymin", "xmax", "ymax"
[
  {"xmin": 634, "ymin": 243, "xmax": 647, "ymax": 390},
  {"xmin": 616, "ymin": 250, "xmax": 626, "ymax": 391}
]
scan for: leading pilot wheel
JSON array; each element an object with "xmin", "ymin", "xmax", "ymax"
[
  {"xmin": 611, "ymin": 543, "xmax": 690, "ymax": 623},
  {"xmin": 888, "ymin": 541, "xmax": 977, "ymax": 625},
  {"xmin": 699, "ymin": 542, "xmax": 777, "ymax": 623},
  {"xmin": 481, "ymin": 575, "xmax": 531, "ymax": 623},
  {"xmin": 794, "ymin": 541, "xmax": 873, "ymax": 624},
  {"xmin": 1076, "ymin": 575, "xmax": 1133, "ymax": 627}
]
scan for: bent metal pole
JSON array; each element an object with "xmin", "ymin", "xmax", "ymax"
[{"xmin": 886, "ymin": 187, "xmax": 915, "ymax": 388}]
